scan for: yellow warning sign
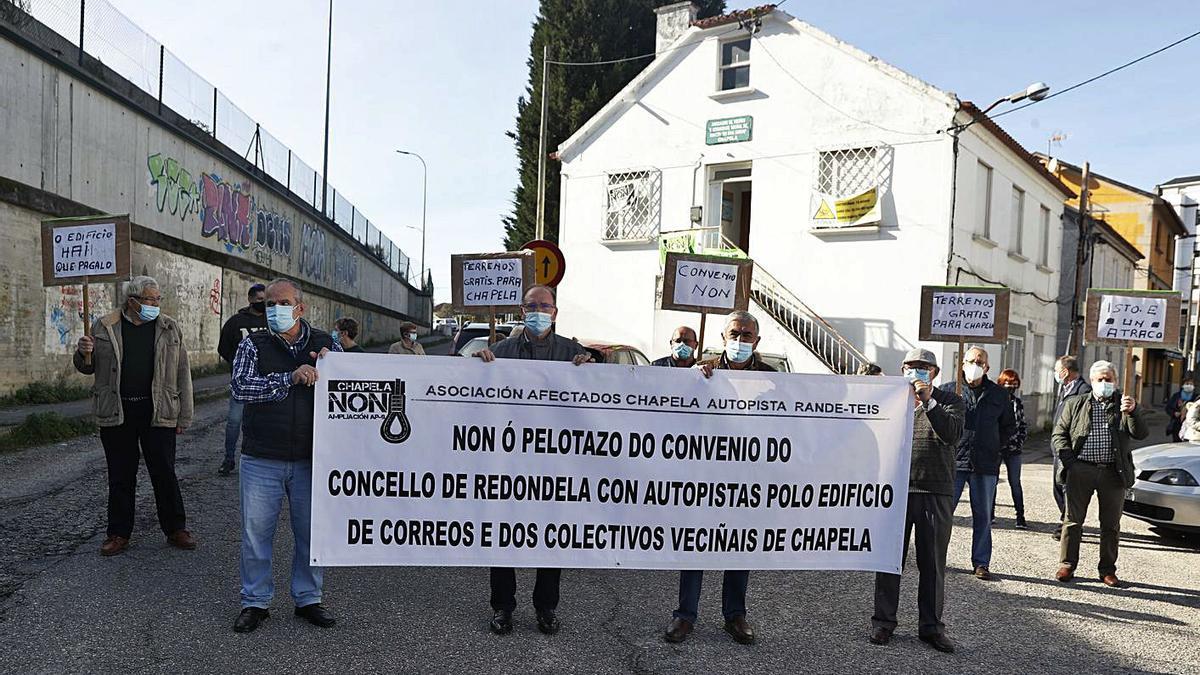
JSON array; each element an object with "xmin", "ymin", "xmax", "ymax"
[
  {"xmin": 813, "ymin": 200, "xmax": 835, "ymax": 220},
  {"xmin": 812, "ymin": 187, "xmax": 882, "ymax": 227},
  {"xmin": 834, "ymin": 188, "xmax": 878, "ymax": 222}
]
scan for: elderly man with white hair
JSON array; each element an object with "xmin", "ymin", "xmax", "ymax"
[
  {"xmin": 1051, "ymin": 360, "xmax": 1147, "ymax": 587},
  {"xmin": 74, "ymin": 275, "xmax": 195, "ymax": 557}
]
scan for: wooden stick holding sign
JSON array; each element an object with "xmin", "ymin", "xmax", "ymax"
[
  {"xmin": 40, "ymin": 215, "xmax": 131, "ymax": 366},
  {"xmin": 450, "ymin": 251, "xmax": 535, "ymax": 341},
  {"xmin": 661, "ymin": 252, "xmax": 753, "ymax": 360},
  {"xmin": 918, "ymin": 285, "xmax": 1011, "ymax": 392},
  {"xmin": 1084, "ymin": 289, "xmax": 1182, "ymax": 402}
]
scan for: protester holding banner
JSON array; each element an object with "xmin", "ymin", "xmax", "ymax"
[
  {"xmin": 993, "ymin": 369, "xmax": 1028, "ymax": 529},
  {"xmin": 668, "ymin": 310, "xmax": 775, "ymax": 646},
  {"xmin": 73, "ymin": 275, "xmax": 195, "ymax": 557},
  {"xmin": 230, "ymin": 278, "xmax": 340, "ymax": 634},
  {"xmin": 1051, "ymin": 356, "xmax": 1090, "ymax": 538},
  {"xmin": 1164, "ymin": 373, "xmax": 1194, "ymax": 443},
  {"xmin": 871, "ymin": 348, "xmax": 963, "ymax": 653},
  {"xmin": 651, "ymin": 326, "xmax": 699, "ymax": 368},
  {"xmin": 942, "ymin": 347, "xmax": 1015, "ymax": 581},
  {"xmin": 387, "ymin": 322, "xmax": 426, "ymax": 356},
  {"xmin": 333, "ymin": 317, "xmax": 365, "ymax": 353},
  {"xmin": 476, "ymin": 284, "xmax": 591, "ymax": 635},
  {"xmin": 217, "ymin": 283, "xmax": 267, "ymax": 476},
  {"xmin": 1053, "ymin": 361, "xmax": 1147, "ymax": 587}
]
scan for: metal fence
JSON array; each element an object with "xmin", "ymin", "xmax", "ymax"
[{"xmin": 17, "ymin": 0, "xmax": 417, "ymax": 284}]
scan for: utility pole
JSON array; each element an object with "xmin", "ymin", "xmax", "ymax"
[
  {"xmin": 1068, "ymin": 161, "xmax": 1091, "ymax": 356},
  {"xmin": 535, "ymin": 44, "xmax": 549, "ymax": 241},
  {"xmin": 1185, "ymin": 247, "xmax": 1199, "ymax": 369},
  {"xmin": 320, "ymin": 0, "xmax": 334, "ymax": 217}
]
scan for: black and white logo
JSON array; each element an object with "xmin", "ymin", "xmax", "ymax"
[{"xmin": 327, "ymin": 378, "xmax": 411, "ymax": 444}]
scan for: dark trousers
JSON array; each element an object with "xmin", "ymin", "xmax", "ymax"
[
  {"xmin": 98, "ymin": 400, "xmax": 186, "ymax": 538},
  {"xmin": 992, "ymin": 453, "xmax": 1025, "ymax": 520},
  {"xmin": 873, "ymin": 492, "xmax": 953, "ymax": 637},
  {"xmin": 1052, "ymin": 452, "xmax": 1066, "ymax": 518},
  {"xmin": 674, "ymin": 570, "xmax": 749, "ymax": 622},
  {"xmin": 489, "ymin": 567, "xmax": 561, "ymax": 613},
  {"xmin": 1059, "ymin": 461, "xmax": 1124, "ymax": 576}
]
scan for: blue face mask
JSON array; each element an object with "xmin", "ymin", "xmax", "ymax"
[
  {"xmin": 1093, "ymin": 381, "xmax": 1116, "ymax": 399},
  {"xmin": 1182, "ymin": 389, "xmax": 1193, "ymax": 402},
  {"xmin": 524, "ymin": 311, "xmax": 553, "ymax": 335},
  {"xmin": 904, "ymin": 368, "xmax": 931, "ymax": 384},
  {"xmin": 725, "ymin": 340, "xmax": 754, "ymax": 363},
  {"xmin": 331, "ymin": 330, "xmax": 340, "ymax": 343},
  {"xmin": 136, "ymin": 302, "xmax": 160, "ymax": 322},
  {"xmin": 672, "ymin": 342, "xmax": 694, "ymax": 361},
  {"xmin": 267, "ymin": 304, "xmax": 297, "ymax": 333}
]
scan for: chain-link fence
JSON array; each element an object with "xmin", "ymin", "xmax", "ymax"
[{"xmin": 14, "ymin": 0, "xmax": 419, "ymax": 286}]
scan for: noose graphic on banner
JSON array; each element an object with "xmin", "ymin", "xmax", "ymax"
[{"xmin": 379, "ymin": 379, "xmax": 411, "ymax": 444}]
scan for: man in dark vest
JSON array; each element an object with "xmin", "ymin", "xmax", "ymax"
[
  {"xmin": 229, "ymin": 278, "xmax": 340, "ymax": 634},
  {"xmin": 651, "ymin": 325, "xmax": 699, "ymax": 368}
]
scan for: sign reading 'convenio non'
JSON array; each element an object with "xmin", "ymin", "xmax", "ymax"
[{"xmin": 705, "ymin": 115, "xmax": 753, "ymax": 145}]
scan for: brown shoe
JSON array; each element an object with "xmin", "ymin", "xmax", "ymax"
[
  {"xmin": 663, "ymin": 617, "xmax": 693, "ymax": 644},
  {"xmin": 724, "ymin": 615, "xmax": 755, "ymax": 645},
  {"xmin": 99, "ymin": 535, "xmax": 129, "ymax": 557},
  {"xmin": 1100, "ymin": 574, "xmax": 1123, "ymax": 588},
  {"xmin": 973, "ymin": 565, "xmax": 993, "ymax": 580},
  {"xmin": 1055, "ymin": 566, "xmax": 1074, "ymax": 582},
  {"xmin": 167, "ymin": 529, "xmax": 197, "ymax": 550}
]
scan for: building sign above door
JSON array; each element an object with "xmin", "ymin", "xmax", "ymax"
[{"xmin": 705, "ymin": 116, "xmax": 753, "ymax": 145}]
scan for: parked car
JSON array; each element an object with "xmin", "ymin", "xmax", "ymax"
[
  {"xmin": 1123, "ymin": 442, "xmax": 1200, "ymax": 536},
  {"xmin": 578, "ymin": 340, "xmax": 651, "ymax": 366},
  {"xmin": 700, "ymin": 349, "xmax": 791, "ymax": 373},
  {"xmin": 457, "ymin": 336, "xmax": 492, "ymax": 358},
  {"xmin": 451, "ymin": 322, "xmax": 513, "ymax": 354}
]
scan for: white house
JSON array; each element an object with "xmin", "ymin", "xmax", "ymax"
[
  {"xmin": 553, "ymin": 3, "xmax": 1072, "ymax": 427},
  {"xmin": 1160, "ymin": 174, "xmax": 1200, "ymax": 358}
]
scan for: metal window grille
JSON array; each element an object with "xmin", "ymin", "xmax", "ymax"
[
  {"xmin": 816, "ymin": 146, "xmax": 886, "ymax": 197},
  {"xmin": 605, "ymin": 169, "xmax": 662, "ymax": 240}
]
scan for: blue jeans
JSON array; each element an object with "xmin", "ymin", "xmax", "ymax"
[
  {"xmin": 674, "ymin": 570, "xmax": 749, "ymax": 622},
  {"xmin": 992, "ymin": 454, "xmax": 1024, "ymax": 520},
  {"xmin": 224, "ymin": 397, "xmax": 244, "ymax": 463},
  {"xmin": 239, "ymin": 455, "xmax": 322, "ymax": 608},
  {"xmin": 954, "ymin": 471, "xmax": 999, "ymax": 569}
]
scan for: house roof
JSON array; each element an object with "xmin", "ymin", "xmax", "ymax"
[
  {"xmin": 1161, "ymin": 174, "xmax": 1200, "ymax": 189},
  {"xmin": 1035, "ymin": 153, "xmax": 1188, "ymax": 235},
  {"xmin": 691, "ymin": 4, "xmax": 776, "ymax": 30},
  {"xmin": 960, "ymin": 103, "xmax": 1074, "ymax": 198}
]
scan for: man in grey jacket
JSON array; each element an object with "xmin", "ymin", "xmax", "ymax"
[
  {"xmin": 476, "ymin": 284, "xmax": 591, "ymax": 635},
  {"xmin": 871, "ymin": 348, "xmax": 963, "ymax": 654}
]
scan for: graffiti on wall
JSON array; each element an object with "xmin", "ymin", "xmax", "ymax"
[
  {"xmin": 255, "ymin": 209, "xmax": 293, "ymax": 258},
  {"xmin": 208, "ymin": 277, "xmax": 222, "ymax": 315},
  {"xmin": 148, "ymin": 153, "xmax": 200, "ymax": 220},
  {"xmin": 45, "ymin": 284, "xmax": 115, "ymax": 354},
  {"xmin": 200, "ymin": 172, "xmax": 254, "ymax": 252},
  {"xmin": 299, "ymin": 222, "xmax": 326, "ymax": 282},
  {"xmin": 331, "ymin": 244, "xmax": 360, "ymax": 291}
]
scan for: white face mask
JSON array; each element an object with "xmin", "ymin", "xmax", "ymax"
[{"xmin": 962, "ymin": 363, "xmax": 985, "ymax": 382}]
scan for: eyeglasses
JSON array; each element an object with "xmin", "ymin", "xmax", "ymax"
[
  {"xmin": 523, "ymin": 303, "xmax": 555, "ymax": 312},
  {"xmin": 132, "ymin": 295, "xmax": 162, "ymax": 306}
]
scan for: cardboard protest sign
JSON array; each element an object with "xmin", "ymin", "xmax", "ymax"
[
  {"xmin": 1084, "ymin": 289, "xmax": 1181, "ymax": 350},
  {"xmin": 40, "ymin": 215, "xmax": 131, "ymax": 286},
  {"xmin": 660, "ymin": 252, "xmax": 753, "ymax": 315},
  {"xmin": 919, "ymin": 286, "xmax": 1010, "ymax": 344},
  {"xmin": 450, "ymin": 251, "xmax": 535, "ymax": 312}
]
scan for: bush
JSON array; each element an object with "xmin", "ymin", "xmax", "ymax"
[
  {"xmin": 0, "ymin": 381, "xmax": 93, "ymax": 407},
  {"xmin": 0, "ymin": 412, "xmax": 95, "ymax": 452}
]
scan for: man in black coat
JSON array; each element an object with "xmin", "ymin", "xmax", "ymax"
[
  {"xmin": 216, "ymin": 283, "xmax": 267, "ymax": 475},
  {"xmin": 941, "ymin": 346, "xmax": 1015, "ymax": 581},
  {"xmin": 871, "ymin": 348, "xmax": 963, "ymax": 654},
  {"xmin": 1051, "ymin": 355, "xmax": 1091, "ymax": 532},
  {"xmin": 651, "ymin": 325, "xmax": 699, "ymax": 368}
]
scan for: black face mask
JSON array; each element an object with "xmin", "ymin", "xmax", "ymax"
[{"xmin": 250, "ymin": 301, "xmax": 266, "ymax": 314}]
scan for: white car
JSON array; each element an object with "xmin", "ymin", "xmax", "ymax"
[{"xmin": 1123, "ymin": 442, "xmax": 1200, "ymax": 536}]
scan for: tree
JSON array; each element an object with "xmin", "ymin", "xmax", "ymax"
[{"xmin": 503, "ymin": 0, "xmax": 725, "ymax": 250}]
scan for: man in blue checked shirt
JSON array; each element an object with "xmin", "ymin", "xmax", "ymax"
[{"xmin": 229, "ymin": 278, "xmax": 340, "ymax": 634}]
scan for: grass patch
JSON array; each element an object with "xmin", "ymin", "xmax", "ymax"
[
  {"xmin": 0, "ymin": 381, "xmax": 93, "ymax": 407},
  {"xmin": 0, "ymin": 412, "xmax": 95, "ymax": 452}
]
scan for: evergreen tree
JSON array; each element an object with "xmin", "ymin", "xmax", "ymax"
[{"xmin": 503, "ymin": 0, "xmax": 725, "ymax": 249}]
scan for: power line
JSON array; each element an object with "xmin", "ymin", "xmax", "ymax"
[{"xmin": 992, "ymin": 27, "xmax": 1200, "ymax": 119}]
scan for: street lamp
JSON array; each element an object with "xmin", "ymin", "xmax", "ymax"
[
  {"xmin": 395, "ymin": 150, "xmax": 427, "ymax": 288},
  {"xmin": 978, "ymin": 81, "xmax": 1051, "ymax": 115}
]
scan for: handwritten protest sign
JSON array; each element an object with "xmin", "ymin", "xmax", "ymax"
[
  {"xmin": 450, "ymin": 251, "xmax": 534, "ymax": 313},
  {"xmin": 40, "ymin": 215, "xmax": 131, "ymax": 286},
  {"xmin": 312, "ymin": 355, "xmax": 914, "ymax": 573},
  {"xmin": 661, "ymin": 252, "xmax": 753, "ymax": 314},
  {"xmin": 919, "ymin": 286, "xmax": 1010, "ymax": 344},
  {"xmin": 1085, "ymin": 289, "xmax": 1181, "ymax": 350}
]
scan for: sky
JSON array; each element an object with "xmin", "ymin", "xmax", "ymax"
[{"xmin": 106, "ymin": 0, "xmax": 1200, "ymax": 303}]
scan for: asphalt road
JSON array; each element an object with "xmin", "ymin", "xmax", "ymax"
[{"xmin": 0, "ymin": 382, "xmax": 1197, "ymax": 674}]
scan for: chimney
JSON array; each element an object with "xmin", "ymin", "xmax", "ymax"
[{"xmin": 654, "ymin": 2, "xmax": 699, "ymax": 55}]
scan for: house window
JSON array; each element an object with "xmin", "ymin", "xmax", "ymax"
[
  {"xmin": 817, "ymin": 146, "xmax": 883, "ymax": 197},
  {"xmin": 1010, "ymin": 186, "xmax": 1025, "ymax": 254},
  {"xmin": 1039, "ymin": 205, "xmax": 1051, "ymax": 266},
  {"xmin": 1005, "ymin": 333, "xmax": 1025, "ymax": 377},
  {"xmin": 719, "ymin": 38, "xmax": 751, "ymax": 91},
  {"xmin": 604, "ymin": 169, "xmax": 662, "ymax": 241},
  {"xmin": 977, "ymin": 161, "xmax": 993, "ymax": 238}
]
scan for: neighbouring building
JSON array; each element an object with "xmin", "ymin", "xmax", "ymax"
[
  {"xmin": 1039, "ymin": 156, "xmax": 1187, "ymax": 402},
  {"xmin": 1158, "ymin": 174, "xmax": 1200, "ymax": 368},
  {"xmin": 553, "ymin": 3, "xmax": 1072, "ymax": 428}
]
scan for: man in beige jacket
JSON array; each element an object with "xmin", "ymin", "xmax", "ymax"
[
  {"xmin": 74, "ymin": 275, "xmax": 195, "ymax": 556},
  {"xmin": 387, "ymin": 321, "xmax": 425, "ymax": 355}
]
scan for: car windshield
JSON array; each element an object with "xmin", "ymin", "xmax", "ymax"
[{"xmin": 458, "ymin": 337, "xmax": 491, "ymax": 358}]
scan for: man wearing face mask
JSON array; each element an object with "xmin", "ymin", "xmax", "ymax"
[
  {"xmin": 1164, "ymin": 374, "xmax": 1195, "ymax": 443},
  {"xmin": 388, "ymin": 321, "xmax": 426, "ymax": 356},
  {"xmin": 1050, "ymin": 356, "xmax": 1090, "ymax": 536},
  {"xmin": 1052, "ymin": 361, "xmax": 1147, "ymax": 587},
  {"xmin": 871, "ymin": 349, "xmax": 963, "ymax": 654},
  {"xmin": 333, "ymin": 317, "xmax": 365, "ymax": 353},
  {"xmin": 74, "ymin": 276, "xmax": 195, "ymax": 556},
  {"xmin": 939, "ymin": 347, "xmax": 1015, "ymax": 581},
  {"xmin": 669, "ymin": 310, "xmax": 773, "ymax": 646},
  {"xmin": 652, "ymin": 326, "xmax": 699, "ymax": 368},
  {"xmin": 230, "ymin": 278, "xmax": 340, "ymax": 634},
  {"xmin": 475, "ymin": 285, "xmax": 591, "ymax": 636},
  {"xmin": 217, "ymin": 283, "xmax": 268, "ymax": 476}
]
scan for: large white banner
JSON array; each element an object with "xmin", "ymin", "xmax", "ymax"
[{"xmin": 311, "ymin": 355, "xmax": 915, "ymax": 573}]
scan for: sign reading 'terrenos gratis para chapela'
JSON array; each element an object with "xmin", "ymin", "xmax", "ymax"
[
  {"xmin": 450, "ymin": 251, "xmax": 535, "ymax": 312},
  {"xmin": 918, "ymin": 285, "xmax": 1010, "ymax": 344}
]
